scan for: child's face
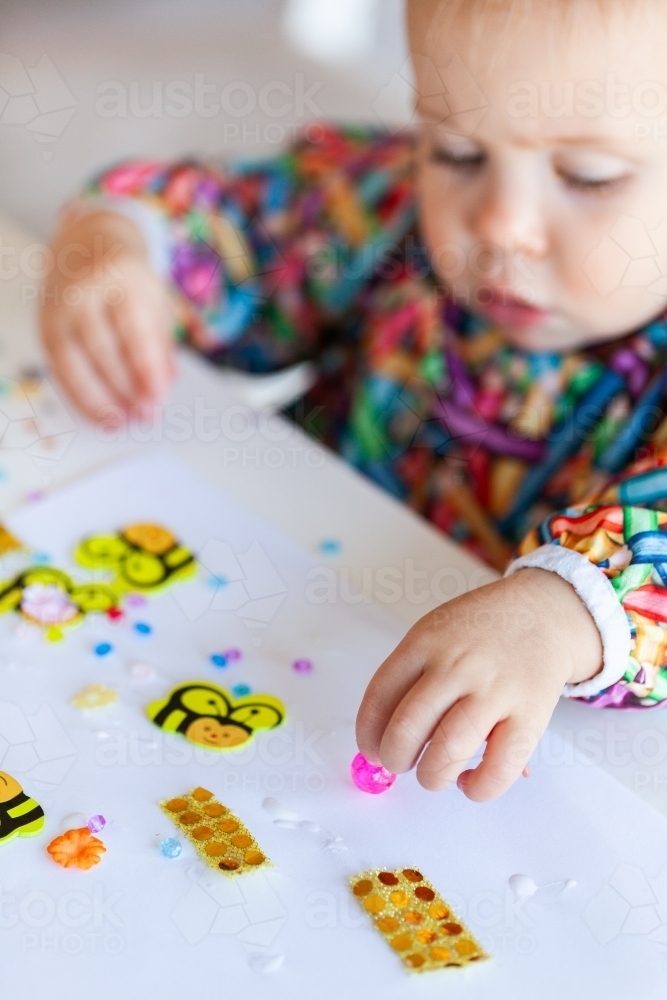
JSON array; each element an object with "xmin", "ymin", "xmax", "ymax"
[{"xmin": 410, "ymin": 1, "xmax": 667, "ymax": 351}]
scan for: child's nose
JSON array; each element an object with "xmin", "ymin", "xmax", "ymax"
[{"xmin": 469, "ymin": 160, "xmax": 549, "ymax": 261}]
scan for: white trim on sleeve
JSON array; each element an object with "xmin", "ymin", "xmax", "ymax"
[{"xmin": 505, "ymin": 544, "xmax": 632, "ymax": 698}]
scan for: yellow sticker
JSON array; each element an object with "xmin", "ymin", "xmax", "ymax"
[
  {"xmin": 161, "ymin": 788, "xmax": 271, "ymax": 876},
  {"xmin": 70, "ymin": 684, "xmax": 118, "ymax": 710},
  {"xmin": 75, "ymin": 522, "xmax": 196, "ymax": 594},
  {"xmin": 0, "ymin": 771, "xmax": 46, "ymax": 846},
  {"xmin": 350, "ymin": 868, "xmax": 489, "ymax": 972},
  {"xmin": 146, "ymin": 681, "xmax": 285, "ymax": 751}
]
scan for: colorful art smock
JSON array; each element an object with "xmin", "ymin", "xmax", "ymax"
[{"xmin": 73, "ymin": 123, "xmax": 667, "ymax": 710}]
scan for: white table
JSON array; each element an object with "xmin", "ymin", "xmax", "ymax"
[{"xmin": 1, "ymin": 210, "xmax": 666, "ymax": 818}]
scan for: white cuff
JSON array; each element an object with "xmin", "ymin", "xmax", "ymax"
[
  {"xmin": 64, "ymin": 194, "xmax": 172, "ymax": 278},
  {"xmin": 505, "ymin": 544, "xmax": 632, "ymax": 698}
]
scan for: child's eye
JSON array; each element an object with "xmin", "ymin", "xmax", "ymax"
[
  {"xmin": 554, "ymin": 153, "xmax": 633, "ymax": 196},
  {"xmin": 557, "ymin": 170, "xmax": 630, "ymax": 194},
  {"xmin": 430, "ymin": 145, "xmax": 486, "ymax": 171}
]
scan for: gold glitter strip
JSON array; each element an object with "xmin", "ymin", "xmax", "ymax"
[
  {"xmin": 160, "ymin": 787, "xmax": 271, "ymax": 876},
  {"xmin": 350, "ymin": 867, "xmax": 489, "ymax": 972}
]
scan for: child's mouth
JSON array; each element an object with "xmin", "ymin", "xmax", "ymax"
[{"xmin": 475, "ymin": 287, "xmax": 550, "ymax": 330}]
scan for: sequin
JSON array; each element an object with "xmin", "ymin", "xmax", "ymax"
[
  {"xmin": 244, "ymin": 850, "xmax": 265, "ymax": 865},
  {"xmin": 205, "ymin": 842, "xmax": 227, "ymax": 857},
  {"xmin": 165, "ymin": 798, "xmax": 188, "ymax": 812},
  {"xmin": 352, "ymin": 879, "xmax": 373, "ymax": 897},
  {"xmin": 405, "ymin": 954, "xmax": 426, "ymax": 969},
  {"xmin": 378, "ymin": 872, "xmax": 399, "ymax": 886},
  {"xmin": 192, "ymin": 826, "xmax": 214, "ymax": 840},
  {"xmin": 179, "ymin": 811, "xmax": 200, "ymax": 825},
  {"xmin": 455, "ymin": 939, "xmax": 477, "ymax": 955},
  {"xmin": 430, "ymin": 946, "xmax": 452, "ymax": 962},
  {"xmin": 389, "ymin": 890, "xmax": 409, "ymax": 908},
  {"xmin": 350, "ymin": 868, "xmax": 488, "ymax": 973},
  {"xmin": 218, "ymin": 818, "xmax": 239, "ymax": 833},
  {"xmin": 160, "ymin": 788, "xmax": 271, "ymax": 877},
  {"xmin": 203, "ymin": 803, "xmax": 227, "ymax": 818},
  {"xmin": 192, "ymin": 787, "xmax": 213, "ymax": 801},
  {"xmin": 415, "ymin": 886, "xmax": 435, "ymax": 901}
]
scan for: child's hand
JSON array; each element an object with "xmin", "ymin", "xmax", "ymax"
[
  {"xmin": 356, "ymin": 568, "xmax": 602, "ymax": 801},
  {"xmin": 40, "ymin": 211, "xmax": 175, "ymax": 424}
]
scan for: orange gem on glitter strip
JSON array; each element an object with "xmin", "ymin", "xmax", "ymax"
[
  {"xmin": 192, "ymin": 787, "xmax": 213, "ymax": 801},
  {"xmin": 218, "ymin": 818, "xmax": 239, "ymax": 833},
  {"xmin": 205, "ymin": 842, "xmax": 227, "ymax": 857},
  {"xmin": 363, "ymin": 895, "xmax": 385, "ymax": 914},
  {"xmin": 191, "ymin": 826, "xmax": 214, "ymax": 841},
  {"xmin": 179, "ymin": 811, "xmax": 200, "ymax": 825},
  {"xmin": 378, "ymin": 872, "xmax": 399, "ymax": 885},
  {"xmin": 244, "ymin": 850, "xmax": 265, "ymax": 865},
  {"xmin": 353, "ymin": 880, "xmax": 373, "ymax": 897},
  {"xmin": 376, "ymin": 917, "xmax": 400, "ymax": 933},
  {"xmin": 390, "ymin": 933, "xmax": 413, "ymax": 951},
  {"xmin": 203, "ymin": 803, "xmax": 227, "ymax": 817},
  {"xmin": 404, "ymin": 954, "xmax": 425, "ymax": 969},
  {"xmin": 165, "ymin": 798, "xmax": 188, "ymax": 812},
  {"xmin": 389, "ymin": 890, "xmax": 409, "ymax": 908}
]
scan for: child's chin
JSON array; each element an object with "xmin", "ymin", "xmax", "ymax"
[{"xmin": 498, "ymin": 322, "xmax": 589, "ymax": 354}]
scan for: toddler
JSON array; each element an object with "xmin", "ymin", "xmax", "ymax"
[{"xmin": 41, "ymin": 0, "xmax": 667, "ymax": 801}]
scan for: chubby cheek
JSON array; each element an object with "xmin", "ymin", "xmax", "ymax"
[
  {"xmin": 557, "ymin": 214, "xmax": 667, "ymax": 336},
  {"xmin": 416, "ymin": 168, "xmax": 472, "ymax": 292}
]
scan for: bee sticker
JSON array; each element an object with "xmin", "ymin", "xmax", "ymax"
[
  {"xmin": 75, "ymin": 522, "xmax": 196, "ymax": 594},
  {"xmin": 0, "ymin": 565, "xmax": 120, "ymax": 641},
  {"xmin": 0, "ymin": 772, "xmax": 45, "ymax": 846},
  {"xmin": 146, "ymin": 681, "xmax": 285, "ymax": 751}
]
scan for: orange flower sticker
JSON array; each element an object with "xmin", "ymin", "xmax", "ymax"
[{"xmin": 47, "ymin": 827, "xmax": 106, "ymax": 870}]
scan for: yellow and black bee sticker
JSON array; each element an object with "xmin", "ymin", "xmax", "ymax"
[
  {"xmin": 0, "ymin": 772, "xmax": 45, "ymax": 846},
  {"xmin": 146, "ymin": 681, "xmax": 285, "ymax": 750},
  {"xmin": 75, "ymin": 522, "xmax": 196, "ymax": 594},
  {"xmin": 161, "ymin": 786, "xmax": 271, "ymax": 876},
  {"xmin": 0, "ymin": 565, "xmax": 120, "ymax": 641}
]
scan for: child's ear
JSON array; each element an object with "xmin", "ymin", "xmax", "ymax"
[{"xmin": 228, "ymin": 698, "xmax": 284, "ymax": 732}]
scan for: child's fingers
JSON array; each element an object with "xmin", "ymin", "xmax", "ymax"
[
  {"xmin": 415, "ymin": 695, "xmax": 500, "ymax": 791},
  {"xmin": 71, "ymin": 308, "xmax": 135, "ymax": 408},
  {"xmin": 355, "ymin": 631, "xmax": 430, "ymax": 763},
  {"xmin": 456, "ymin": 716, "xmax": 543, "ymax": 802},
  {"xmin": 107, "ymin": 288, "xmax": 174, "ymax": 401},
  {"xmin": 377, "ymin": 670, "xmax": 465, "ymax": 774},
  {"xmin": 45, "ymin": 335, "xmax": 124, "ymax": 425}
]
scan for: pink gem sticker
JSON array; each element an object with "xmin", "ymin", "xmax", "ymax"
[{"xmin": 350, "ymin": 752, "xmax": 396, "ymax": 795}]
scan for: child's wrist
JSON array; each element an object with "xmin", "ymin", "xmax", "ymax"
[{"xmin": 514, "ymin": 568, "xmax": 603, "ymax": 685}]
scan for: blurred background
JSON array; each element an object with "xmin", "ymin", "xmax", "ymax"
[{"xmin": 0, "ymin": 0, "xmax": 411, "ymax": 237}]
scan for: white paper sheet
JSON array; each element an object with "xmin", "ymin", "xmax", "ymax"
[{"xmin": 0, "ymin": 451, "xmax": 666, "ymax": 1000}]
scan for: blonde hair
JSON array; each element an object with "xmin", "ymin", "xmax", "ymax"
[{"xmin": 407, "ymin": 0, "xmax": 662, "ymax": 68}]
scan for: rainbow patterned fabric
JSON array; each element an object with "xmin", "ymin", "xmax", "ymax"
[{"xmin": 86, "ymin": 124, "xmax": 667, "ymax": 710}]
